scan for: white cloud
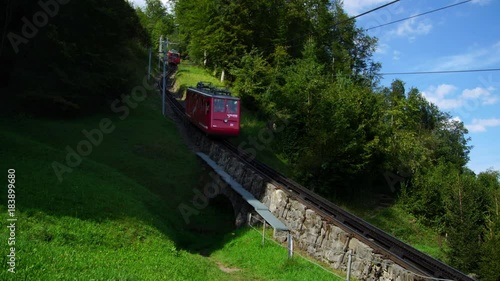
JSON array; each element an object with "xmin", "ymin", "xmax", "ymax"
[
  {"xmin": 422, "ymin": 85, "xmax": 498, "ymax": 110},
  {"xmin": 425, "ymin": 41, "xmax": 500, "ymax": 71},
  {"xmin": 376, "ymin": 43, "xmax": 389, "ymax": 54},
  {"xmin": 422, "ymin": 84, "xmax": 459, "ymax": 109},
  {"xmin": 466, "ymin": 118, "xmax": 500, "ymax": 133},
  {"xmin": 389, "ymin": 17, "xmax": 432, "ymax": 41},
  {"xmin": 462, "ymin": 87, "xmax": 495, "ymax": 99}
]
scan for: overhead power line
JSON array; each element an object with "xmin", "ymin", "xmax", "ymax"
[
  {"xmin": 343, "ymin": 0, "xmax": 401, "ymax": 24},
  {"xmin": 366, "ymin": 0, "xmax": 473, "ymax": 30},
  {"xmin": 263, "ymin": 0, "xmax": 401, "ymax": 52},
  {"xmin": 379, "ymin": 68, "xmax": 500, "ymax": 75}
]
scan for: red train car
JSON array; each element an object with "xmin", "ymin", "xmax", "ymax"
[
  {"xmin": 167, "ymin": 50, "xmax": 180, "ymax": 65},
  {"xmin": 185, "ymin": 82, "xmax": 240, "ymax": 136}
]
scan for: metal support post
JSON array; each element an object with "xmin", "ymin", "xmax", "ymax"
[
  {"xmin": 346, "ymin": 250, "xmax": 352, "ymax": 281},
  {"xmin": 158, "ymin": 35, "xmax": 163, "ymax": 71},
  {"xmin": 288, "ymin": 232, "xmax": 293, "ymax": 259},
  {"xmin": 148, "ymin": 47, "xmax": 152, "ymax": 80},
  {"xmin": 262, "ymin": 221, "xmax": 266, "ymax": 245},
  {"xmin": 247, "ymin": 213, "xmax": 252, "ymax": 226},
  {"xmin": 162, "ymin": 40, "xmax": 167, "ymax": 116}
]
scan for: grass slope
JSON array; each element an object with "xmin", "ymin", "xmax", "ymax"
[
  {"xmin": 211, "ymin": 228, "xmax": 343, "ymax": 281},
  {"xmin": 362, "ymin": 206, "xmax": 448, "ymax": 262},
  {"xmin": 0, "ymin": 95, "xmax": 232, "ymax": 280},
  {"xmin": 0, "ymin": 64, "xmax": 340, "ymax": 280}
]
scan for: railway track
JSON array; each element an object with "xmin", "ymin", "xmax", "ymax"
[{"xmin": 159, "ymin": 72, "xmax": 473, "ymax": 281}]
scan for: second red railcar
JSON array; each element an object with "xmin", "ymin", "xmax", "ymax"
[
  {"xmin": 167, "ymin": 50, "xmax": 181, "ymax": 65},
  {"xmin": 185, "ymin": 82, "xmax": 240, "ymax": 136}
]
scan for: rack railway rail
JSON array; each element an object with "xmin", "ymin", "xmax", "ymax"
[{"xmin": 159, "ymin": 71, "xmax": 474, "ymax": 281}]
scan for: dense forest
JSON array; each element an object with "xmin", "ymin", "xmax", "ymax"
[{"xmin": 1, "ymin": 0, "xmax": 499, "ymax": 279}]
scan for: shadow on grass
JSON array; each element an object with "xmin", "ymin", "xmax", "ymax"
[
  {"xmin": 176, "ymin": 194, "xmax": 237, "ymax": 256},
  {"xmin": 0, "ymin": 96, "xmax": 240, "ymax": 260}
]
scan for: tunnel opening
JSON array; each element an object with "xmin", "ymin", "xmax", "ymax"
[{"xmin": 179, "ymin": 193, "xmax": 237, "ymax": 256}]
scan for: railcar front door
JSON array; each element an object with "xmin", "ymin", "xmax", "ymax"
[{"xmin": 211, "ymin": 98, "xmax": 240, "ymax": 136}]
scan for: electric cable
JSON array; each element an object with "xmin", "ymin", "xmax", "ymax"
[{"xmin": 366, "ymin": 0, "xmax": 473, "ymax": 30}]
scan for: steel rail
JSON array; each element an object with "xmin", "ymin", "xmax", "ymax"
[{"xmin": 160, "ymin": 73, "xmax": 473, "ymax": 281}]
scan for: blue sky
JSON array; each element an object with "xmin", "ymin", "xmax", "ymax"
[
  {"xmin": 130, "ymin": 0, "xmax": 499, "ymax": 173},
  {"xmin": 344, "ymin": 0, "xmax": 500, "ymax": 173}
]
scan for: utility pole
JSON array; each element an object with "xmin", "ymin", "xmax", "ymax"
[
  {"xmin": 162, "ymin": 38, "xmax": 167, "ymax": 116},
  {"xmin": 160, "ymin": 37, "xmax": 178, "ymax": 117},
  {"xmin": 148, "ymin": 47, "xmax": 152, "ymax": 80},
  {"xmin": 159, "ymin": 35, "xmax": 163, "ymax": 71},
  {"xmin": 332, "ymin": 57, "xmax": 335, "ymax": 81}
]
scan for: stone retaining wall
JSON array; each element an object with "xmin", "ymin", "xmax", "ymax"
[{"xmin": 188, "ymin": 127, "xmax": 418, "ymax": 281}]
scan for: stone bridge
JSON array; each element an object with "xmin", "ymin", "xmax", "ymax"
[{"xmin": 179, "ymin": 127, "xmax": 417, "ymax": 281}]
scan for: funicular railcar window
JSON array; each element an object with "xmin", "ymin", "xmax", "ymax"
[
  {"xmin": 214, "ymin": 99, "xmax": 225, "ymax": 112},
  {"xmin": 228, "ymin": 100, "xmax": 238, "ymax": 113}
]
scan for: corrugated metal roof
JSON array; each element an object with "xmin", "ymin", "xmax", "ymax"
[{"xmin": 197, "ymin": 152, "xmax": 289, "ymax": 231}]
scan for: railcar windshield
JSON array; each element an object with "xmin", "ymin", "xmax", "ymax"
[
  {"xmin": 214, "ymin": 98, "xmax": 225, "ymax": 112},
  {"xmin": 227, "ymin": 100, "xmax": 238, "ymax": 113}
]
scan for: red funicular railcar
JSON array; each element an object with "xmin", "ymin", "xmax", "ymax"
[
  {"xmin": 167, "ymin": 50, "xmax": 181, "ymax": 65},
  {"xmin": 185, "ymin": 82, "xmax": 240, "ymax": 136}
]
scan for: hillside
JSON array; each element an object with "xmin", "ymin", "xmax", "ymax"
[{"xmin": 0, "ymin": 82, "xmax": 342, "ymax": 280}]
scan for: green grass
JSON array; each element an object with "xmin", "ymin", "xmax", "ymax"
[
  {"xmin": 211, "ymin": 228, "xmax": 344, "ymax": 281},
  {"xmin": 174, "ymin": 62, "xmax": 225, "ymax": 97},
  {"xmin": 361, "ymin": 206, "xmax": 449, "ymax": 262},
  {"xmin": 0, "ymin": 94, "xmax": 233, "ymax": 280},
  {"xmin": 0, "ymin": 63, "xmax": 339, "ymax": 280}
]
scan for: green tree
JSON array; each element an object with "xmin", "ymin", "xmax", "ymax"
[
  {"xmin": 266, "ymin": 40, "xmax": 383, "ymax": 197},
  {"xmin": 231, "ymin": 49, "xmax": 273, "ymax": 110},
  {"xmin": 330, "ymin": 1, "xmax": 380, "ymax": 85},
  {"xmin": 142, "ymin": 0, "xmax": 175, "ymax": 51},
  {"xmin": 479, "ymin": 170, "xmax": 500, "ymax": 281},
  {"xmin": 1, "ymin": 0, "xmax": 150, "ymax": 115},
  {"xmin": 444, "ymin": 172, "xmax": 487, "ymax": 273}
]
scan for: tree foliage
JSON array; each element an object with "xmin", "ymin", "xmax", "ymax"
[
  {"xmin": 175, "ymin": 0, "xmax": 379, "ymax": 82},
  {"xmin": 479, "ymin": 171, "xmax": 500, "ymax": 281},
  {"xmin": 1, "ymin": 0, "xmax": 150, "ymax": 116},
  {"xmin": 137, "ymin": 0, "xmax": 175, "ymax": 51}
]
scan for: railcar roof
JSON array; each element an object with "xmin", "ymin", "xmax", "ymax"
[{"xmin": 187, "ymin": 87, "xmax": 240, "ymax": 100}]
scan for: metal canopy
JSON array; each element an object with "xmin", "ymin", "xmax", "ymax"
[{"xmin": 197, "ymin": 152, "xmax": 289, "ymax": 231}]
